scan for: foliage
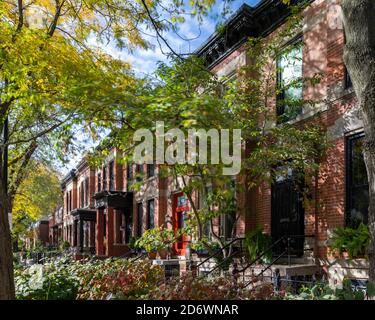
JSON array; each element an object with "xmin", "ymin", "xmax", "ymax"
[
  {"xmin": 15, "ymin": 257, "xmax": 164, "ymax": 300},
  {"xmin": 284, "ymin": 279, "xmax": 367, "ymax": 300},
  {"xmin": 135, "ymin": 226, "xmax": 177, "ymax": 253},
  {"xmin": 12, "ymin": 162, "xmax": 62, "ymax": 246},
  {"xmin": 206, "ymin": 242, "xmax": 233, "ymax": 271},
  {"xmin": 60, "ymin": 241, "xmax": 71, "ymax": 251},
  {"xmin": 15, "ymin": 258, "xmax": 79, "ymax": 300},
  {"xmin": 330, "ymin": 223, "xmax": 370, "ymax": 259},
  {"xmin": 146, "ymin": 274, "xmax": 275, "ymax": 300},
  {"xmin": 245, "ymin": 225, "xmax": 272, "ymax": 264},
  {"xmin": 74, "ymin": 259, "xmax": 164, "ymax": 300}
]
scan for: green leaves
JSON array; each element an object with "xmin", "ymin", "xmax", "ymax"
[
  {"xmin": 244, "ymin": 225, "xmax": 272, "ymax": 263},
  {"xmin": 134, "ymin": 226, "xmax": 177, "ymax": 252},
  {"xmin": 330, "ymin": 223, "xmax": 370, "ymax": 259}
]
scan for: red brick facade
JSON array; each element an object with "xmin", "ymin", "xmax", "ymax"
[{"xmin": 56, "ymin": 0, "xmax": 368, "ymax": 281}]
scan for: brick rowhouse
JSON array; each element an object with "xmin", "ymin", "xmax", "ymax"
[{"xmin": 56, "ymin": 0, "xmax": 369, "ymax": 283}]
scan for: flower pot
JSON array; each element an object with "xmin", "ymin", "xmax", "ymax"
[
  {"xmin": 148, "ymin": 251, "xmax": 157, "ymax": 259},
  {"xmin": 158, "ymin": 249, "xmax": 168, "ymax": 259}
]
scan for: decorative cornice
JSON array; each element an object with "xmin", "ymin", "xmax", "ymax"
[
  {"xmin": 196, "ymin": 0, "xmax": 312, "ymax": 69},
  {"xmin": 61, "ymin": 168, "xmax": 77, "ymax": 189}
]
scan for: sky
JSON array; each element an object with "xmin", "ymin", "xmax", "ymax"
[
  {"xmin": 102, "ymin": 0, "xmax": 262, "ymax": 77},
  {"xmin": 61, "ymin": 0, "xmax": 262, "ymax": 174}
]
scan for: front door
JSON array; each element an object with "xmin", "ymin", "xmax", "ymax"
[
  {"xmin": 271, "ymin": 168, "xmax": 304, "ymax": 256},
  {"xmin": 173, "ymin": 192, "xmax": 188, "ymax": 256}
]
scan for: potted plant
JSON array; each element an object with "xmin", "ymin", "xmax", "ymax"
[
  {"xmin": 244, "ymin": 225, "xmax": 272, "ymax": 264},
  {"xmin": 330, "ymin": 223, "xmax": 370, "ymax": 260}
]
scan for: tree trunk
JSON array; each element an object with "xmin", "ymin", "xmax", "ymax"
[
  {"xmin": 0, "ymin": 178, "xmax": 15, "ymax": 299},
  {"xmin": 342, "ymin": 0, "xmax": 375, "ymax": 282}
]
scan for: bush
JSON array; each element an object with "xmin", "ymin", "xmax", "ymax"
[
  {"xmin": 146, "ymin": 274, "xmax": 275, "ymax": 300},
  {"xmin": 75, "ymin": 258, "xmax": 164, "ymax": 300},
  {"xmin": 245, "ymin": 225, "xmax": 272, "ymax": 263},
  {"xmin": 15, "ymin": 257, "xmax": 164, "ymax": 300},
  {"xmin": 330, "ymin": 223, "xmax": 370, "ymax": 259},
  {"xmin": 15, "ymin": 258, "xmax": 79, "ymax": 300},
  {"xmin": 134, "ymin": 226, "xmax": 176, "ymax": 253}
]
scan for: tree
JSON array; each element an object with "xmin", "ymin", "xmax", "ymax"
[
  {"xmin": 341, "ymin": 0, "xmax": 375, "ymax": 283},
  {"xmin": 12, "ymin": 161, "xmax": 62, "ymax": 250}
]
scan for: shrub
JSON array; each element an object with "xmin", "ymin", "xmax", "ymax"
[
  {"xmin": 284, "ymin": 279, "xmax": 367, "ymax": 300},
  {"xmin": 15, "ymin": 258, "xmax": 79, "ymax": 300},
  {"xmin": 245, "ymin": 225, "xmax": 272, "ymax": 263},
  {"xmin": 146, "ymin": 274, "xmax": 275, "ymax": 300},
  {"xmin": 134, "ymin": 226, "xmax": 176, "ymax": 253},
  {"xmin": 330, "ymin": 223, "xmax": 370, "ymax": 259},
  {"xmin": 75, "ymin": 259, "xmax": 164, "ymax": 300}
]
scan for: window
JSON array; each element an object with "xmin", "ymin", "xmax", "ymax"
[
  {"xmin": 147, "ymin": 199, "xmax": 155, "ymax": 229},
  {"xmin": 147, "ymin": 164, "xmax": 155, "ymax": 178},
  {"xmin": 126, "ymin": 162, "xmax": 133, "ymax": 190},
  {"xmin": 127, "ymin": 162, "xmax": 133, "ymax": 180},
  {"xmin": 136, "ymin": 164, "xmax": 144, "ymax": 181},
  {"xmin": 346, "ymin": 133, "xmax": 369, "ymax": 228},
  {"xmin": 102, "ymin": 166, "xmax": 107, "ymax": 191},
  {"xmin": 97, "ymin": 172, "xmax": 102, "ymax": 192},
  {"xmin": 69, "ymin": 190, "xmax": 72, "ymax": 212},
  {"xmin": 277, "ymin": 40, "xmax": 303, "ymax": 123},
  {"xmin": 137, "ymin": 203, "xmax": 143, "ymax": 237},
  {"xmin": 85, "ymin": 178, "xmax": 89, "ymax": 207},
  {"xmin": 109, "ymin": 161, "xmax": 115, "ymax": 190},
  {"xmin": 80, "ymin": 181, "xmax": 84, "ymax": 208},
  {"xmin": 65, "ymin": 193, "xmax": 69, "ymax": 213}
]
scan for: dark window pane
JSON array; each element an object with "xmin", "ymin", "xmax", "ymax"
[
  {"xmin": 80, "ymin": 182, "xmax": 84, "ymax": 207},
  {"xmin": 147, "ymin": 164, "xmax": 155, "ymax": 178},
  {"xmin": 97, "ymin": 172, "xmax": 102, "ymax": 192},
  {"xmin": 127, "ymin": 162, "xmax": 133, "ymax": 180},
  {"xmin": 109, "ymin": 161, "xmax": 115, "ymax": 190},
  {"xmin": 85, "ymin": 178, "xmax": 89, "ymax": 206},
  {"xmin": 346, "ymin": 133, "xmax": 369, "ymax": 228},
  {"xmin": 147, "ymin": 199, "xmax": 155, "ymax": 229},
  {"xmin": 102, "ymin": 166, "xmax": 107, "ymax": 191},
  {"xmin": 137, "ymin": 203, "xmax": 143, "ymax": 237},
  {"xmin": 136, "ymin": 164, "xmax": 143, "ymax": 181}
]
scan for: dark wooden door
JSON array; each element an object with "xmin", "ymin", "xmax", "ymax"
[{"xmin": 271, "ymin": 173, "xmax": 304, "ymax": 256}]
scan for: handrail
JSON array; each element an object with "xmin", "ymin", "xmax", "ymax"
[
  {"xmin": 195, "ymin": 237, "xmax": 245, "ymax": 269},
  {"xmin": 235, "ymin": 234, "xmax": 315, "ymax": 275},
  {"xmin": 130, "ymin": 250, "xmax": 149, "ymax": 262},
  {"xmin": 244, "ymin": 250, "xmax": 287, "ymax": 287},
  {"xmin": 204, "ymin": 249, "xmax": 243, "ymax": 276}
]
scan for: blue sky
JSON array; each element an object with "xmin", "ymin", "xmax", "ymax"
[
  {"xmin": 62, "ymin": 0, "xmax": 261, "ymax": 174},
  {"xmin": 103, "ymin": 0, "xmax": 262, "ymax": 76}
]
